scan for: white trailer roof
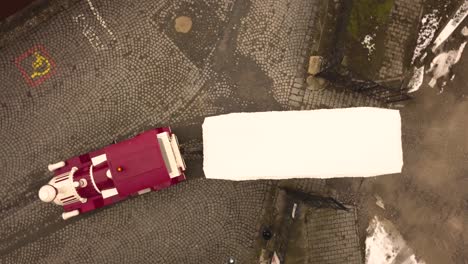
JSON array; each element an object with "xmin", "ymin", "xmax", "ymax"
[{"xmin": 203, "ymin": 108, "xmax": 403, "ymax": 180}]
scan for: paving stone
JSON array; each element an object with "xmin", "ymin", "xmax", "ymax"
[
  {"xmin": 0, "ymin": 0, "xmax": 367, "ymax": 263},
  {"xmin": 306, "ymin": 206, "xmax": 363, "ymax": 264},
  {"xmin": 378, "ymin": 0, "xmax": 424, "ymax": 79}
]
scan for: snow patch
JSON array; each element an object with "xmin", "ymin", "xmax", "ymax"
[
  {"xmin": 427, "ymin": 42, "xmax": 467, "ymax": 88},
  {"xmin": 407, "ymin": 66, "xmax": 424, "ymax": 93},
  {"xmin": 462, "ymin": 26, "xmax": 468, "ymax": 36},
  {"xmin": 374, "ymin": 195, "xmax": 385, "ymax": 209},
  {"xmin": 362, "ymin": 34, "xmax": 376, "ymax": 60},
  {"xmin": 365, "ymin": 216, "xmax": 425, "ymax": 264},
  {"xmin": 432, "ymin": 1, "xmax": 468, "ymax": 51},
  {"xmin": 412, "ymin": 10, "xmax": 440, "ymax": 64}
]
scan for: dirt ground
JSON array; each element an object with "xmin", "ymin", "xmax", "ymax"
[{"xmin": 328, "ymin": 35, "xmax": 468, "ymax": 263}]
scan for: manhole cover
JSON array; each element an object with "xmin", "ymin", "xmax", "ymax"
[{"xmin": 174, "ymin": 16, "xmax": 192, "ymax": 33}]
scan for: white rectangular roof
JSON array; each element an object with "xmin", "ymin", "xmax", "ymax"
[{"xmin": 203, "ymin": 108, "xmax": 403, "ymax": 180}]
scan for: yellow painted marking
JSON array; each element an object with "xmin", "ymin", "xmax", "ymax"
[{"xmin": 30, "ymin": 51, "xmax": 51, "ymax": 79}]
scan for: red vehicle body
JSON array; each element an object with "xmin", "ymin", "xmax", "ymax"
[{"xmin": 38, "ymin": 127, "xmax": 186, "ymax": 220}]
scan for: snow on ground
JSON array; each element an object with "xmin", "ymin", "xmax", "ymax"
[
  {"xmin": 407, "ymin": 66, "xmax": 424, "ymax": 93},
  {"xmin": 427, "ymin": 41, "xmax": 467, "ymax": 88},
  {"xmin": 365, "ymin": 216, "xmax": 425, "ymax": 264},
  {"xmin": 462, "ymin": 26, "xmax": 468, "ymax": 36},
  {"xmin": 432, "ymin": 1, "xmax": 468, "ymax": 51},
  {"xmin": 362, "ymin": 34, "xmax": 376, "ymax": 60},
  {"xmin": 408, "ymin": 40, "xmax": 466, "ymax": 93},
  {"xmin": 412, "ymin": 10, "xmax": 440, "ymax": 64},
  {"xmin": 408, "ymin": 2, "xmax": 468, "ymax": 93}
]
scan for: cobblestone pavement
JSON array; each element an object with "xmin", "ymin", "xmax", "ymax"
[
  {"xmin": 2, "ymin": 179, "xmax": 272, "ymax": 263},
  {"xmin": 304, "ymin": 207, "xmax": 362, "ymax": 264},
  {"xmin": 378, "ymin": 0, "xmax": 424, "ymax": 79},
  {"xmin": 0, "ymin": 0, "xmax": 328, "ymax": 263},
  {"xmin": 275, "ymin": 188, "xmax": 362, "ymax": 264}
]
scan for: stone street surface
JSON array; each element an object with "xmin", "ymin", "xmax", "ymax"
[
  {"xmin": 0, "ymin": 0, "xmax": 321, "ymax": 263},
  {"xmin": 1, "ymin": 0, "xmax": 468, "ymax": 263}
]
